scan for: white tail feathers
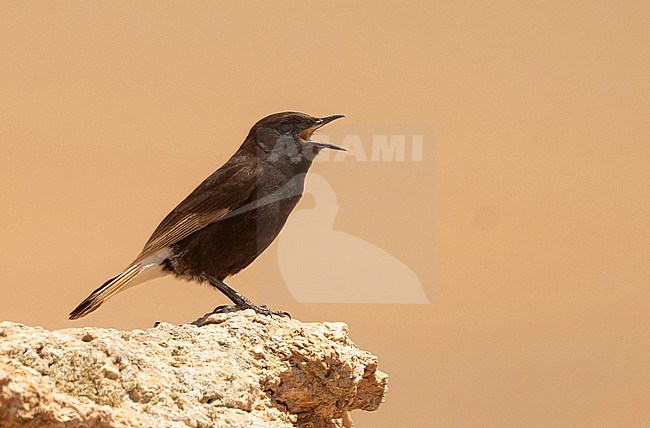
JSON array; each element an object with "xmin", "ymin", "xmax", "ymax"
[{"xmin": 69, "ymin": 255, "xmax": 169, "ymax": 320}]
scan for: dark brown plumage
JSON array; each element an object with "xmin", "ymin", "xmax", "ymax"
[{"xmin": 70, "ymin": 112, "xmax": 345, "ymax": 319}]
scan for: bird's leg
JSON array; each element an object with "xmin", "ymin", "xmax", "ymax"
[{"xmin": 206, "ymin": 276, "xmax": 290, "ymax": 317}]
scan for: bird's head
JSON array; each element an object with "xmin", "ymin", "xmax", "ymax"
[{"xmin": 246, "ymin": 112, "xmax": 345, "ymax": 163}]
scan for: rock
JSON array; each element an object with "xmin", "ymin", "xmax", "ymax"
[{"xmin": 0, "ymin": 311, "xmax": 387, "ymax": 428}]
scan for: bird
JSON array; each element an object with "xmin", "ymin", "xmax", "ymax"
[{"xmin": 69, "ymin": 111, "xmax": 345, "ymax": 320}]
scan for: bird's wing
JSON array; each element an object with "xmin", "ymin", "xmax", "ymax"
[{"xmin": 134, "ymin": 161, "xmax": 256, "ymax": 263}]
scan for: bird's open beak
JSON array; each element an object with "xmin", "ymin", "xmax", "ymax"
[
  {"xmin": 316, "ymin": 114, "xmax": 346, "ymax": 127},
  {"xmin": 300, "ymin": 114, "xmax": 346, "ymax": 151}
]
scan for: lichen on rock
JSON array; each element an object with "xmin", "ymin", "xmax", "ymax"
[{"xmin": 0, "ymin": 311, "xmax": 387, "ymax": 427}]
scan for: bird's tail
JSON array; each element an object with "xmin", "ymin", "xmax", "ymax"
[{"xmin": 69, "ymin": 264, "xmax": 143, "ymax": 320}]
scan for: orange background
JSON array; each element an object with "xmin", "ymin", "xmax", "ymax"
[{"xmin": 1, "ymin": 2, "xmax": 648, "ymax": 426}]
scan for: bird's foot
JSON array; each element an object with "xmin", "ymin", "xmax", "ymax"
[{"xmin": 212, "ymin": 303, "xmax": 291, "ymax": 318}]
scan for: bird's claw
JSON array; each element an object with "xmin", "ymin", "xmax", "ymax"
[{"xmin": 211, "ymin": 304, "xmax": 291, "ymax": 318}]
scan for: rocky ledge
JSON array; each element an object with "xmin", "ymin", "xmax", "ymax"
[{"xmin": 0, "ymin": 311, "xmax": 387, "ymax": 427}]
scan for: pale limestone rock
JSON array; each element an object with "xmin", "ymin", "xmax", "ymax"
[{"xmin": 0, "ymin": 311, "xmax": 387, "ymax": 428}]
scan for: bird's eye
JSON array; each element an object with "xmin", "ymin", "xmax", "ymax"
[{"xmin": 279, "ymin": 123, "xmax": 292, "ymax": 134}]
